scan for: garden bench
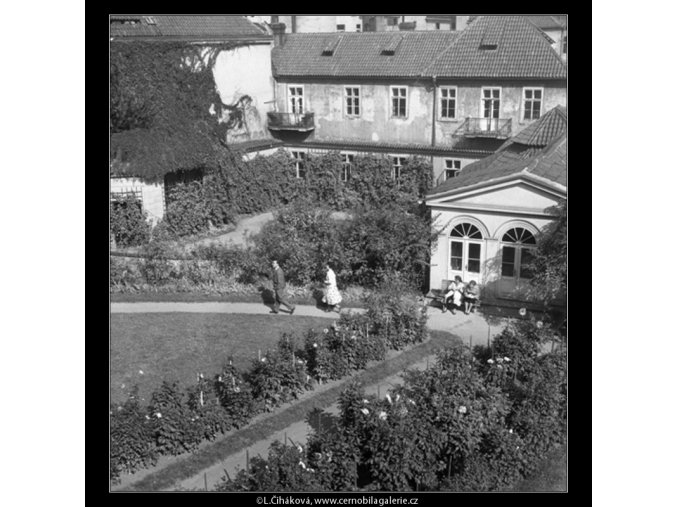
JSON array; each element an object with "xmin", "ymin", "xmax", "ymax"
[
  {"xmin": 425, "ymin": 279, "xmax": 481, "ymax": 312},
  {"xmin": 425, "ymin": 279, "xmax": 452, "ymax": 310}
]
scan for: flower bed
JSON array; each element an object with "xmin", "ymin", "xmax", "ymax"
[
  {"xmin": 110, "ymin": 291, "xmax": 427, "ymax": 484},
  {"xmin": 214, "ymin": 319, "xmax": 566, "ymax": 492}
]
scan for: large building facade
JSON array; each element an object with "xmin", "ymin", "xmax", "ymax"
[{"xmin": 267, "ymin": 16, "xmax": 566, "ymax": 185}]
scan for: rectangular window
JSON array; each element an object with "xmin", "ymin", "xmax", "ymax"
[
  {"xmin": 392, "ymin": 156, "xmax": 406, "ymax": 184},
  {"xmin": 563, "ymin": 35, "xmax": 567, "ymax": 54},
  {"xmin": 481, "ymin": 87, "xmax": 501, "ymax": 119},
  {"xmin": 444, "ymin": 159, "xmax": 462, "ymax": 180},
  {"xmin": 439, "ymin": 87, "xmax": 457, "ymax": 119},
  {"xmin": 391, "ymin": 86, "xmax": 407, "ymax": 118},
  {"xmin": 345, "ymin": 87, "xmax": 361, "ymax": 117},
  {"xmin": 387, "ymin": 17, "xmax": 399, "ymax": 26},
  {"xmin": 341, "ymin": 153, "xmax": 354, "ymax": 182},
  {"xmin": 435, "ymin": 23, "xmax": 440, "ymax": 30},
  {"xmin": 288, "ymin": 86, "xmax": 304, "ymax": 114},
  {"xmin": 356, "ymin": 24, "xmax": 361, "ymax": 32},
  {"xmin": 291, "ymin": 150, "xmax": 307, "ymax": 179},
  {"xmin": 523, "ymin": 88, "xmax": 543, "ymax": 121},
  {"xmin": 336, "ymin": 24, "xmax": 345, "ymax": 32}
]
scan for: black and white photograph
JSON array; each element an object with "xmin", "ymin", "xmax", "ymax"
[{"xmin": 108, "ymin": 14, "xmax": 568, "ymax": 494}]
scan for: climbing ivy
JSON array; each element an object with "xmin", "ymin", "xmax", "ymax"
[{"xmin": 110, "ymin": 41, "xmax": 250, "ymax": 181}]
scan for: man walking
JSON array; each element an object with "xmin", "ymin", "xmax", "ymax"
[{"xmin": 271, "ymin": 260, "xmax": 296, "ymax": 315}]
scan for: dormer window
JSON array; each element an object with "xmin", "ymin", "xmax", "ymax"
[
  {"xmin": 479, "ymin": 43, "xmax": 498, "ymax": 50},
  {"xmin": 381, "ymin": 35, "xmax": 403, "ymax": 55},
  {"xmin": 321, "ymin": 36, "xmax": 342, "ymax": 56}
]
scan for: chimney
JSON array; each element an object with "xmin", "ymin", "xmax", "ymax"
[
  {"xmin": 271, "ymin": 23, "xmax": 287, "ymax": 47},
  {"xmin": 398, "ymin": 21, "xmax": 416, "ymax": 31}
]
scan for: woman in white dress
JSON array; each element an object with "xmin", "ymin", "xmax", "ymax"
[{"xmin": 322, "ymin": 265, "xmax": 342, "ymax": 313}]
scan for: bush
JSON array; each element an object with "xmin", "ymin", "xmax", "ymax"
[
  {"xmin": 110, "ymin": 196, "xmax": 151, "ymax": 247},
  {"xmin": 110, "ymin": 387, "xmax": 158, "ymax": 483},
  {"xmin": 215, "ymin": 364, "xmax": 258, "ymax": 429},
  {"xmin": 215, "ymin": 441, "xmax": 322, "ymax": 492},
  {"xmin": 365, "ymin": 275, "xmax": 428, "ymax": 350},
  {"xmin": 245, "ymin": 335, "xmax": 309, "ymax": 412},
  {"xmin": 148, "ymin": 381, "xmax": 204, "ymax": 455},
  {"xmin": 141, "ymin": 241, "xmax": 176, "ymax": 284},
  {"xmin": 214, "ymin": 320, "xmax": 566, "ymax": 492},
  {"xmin": 250, "ymin": 200, "xmax": 437, "ymax": 290},
  {"xmin": 164, "ymin": 181, "xmax": 212, "ymax": 237},
  {"xmin": 185, "ymin": 375, "xmax": 234, "ymax": 441}
]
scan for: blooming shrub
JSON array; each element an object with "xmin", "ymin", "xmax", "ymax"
[
  {"xmin": 215, "ymin": 364, "xmax": 258, "ymax": 428},
  {"xmin": 148, "ymin": 381, "xmax": 204, "ymax": 455},
  {"xmin": 246, "ymin": 336, "xmax": 309, "ymax": 412},
  {"xmin": 214, "ymin": 321, "xmax": 566, "ymax": 492},
  {"xmin": 215, "ymin": 441, "xmax": 322, "ymax": 492},
  {"xmin": 109, "ymin": 387, "xmax": 158, "ymax": 483},
  {"xmin": 185, "ymin": 375, "xmax": 234, "ymax": 441}
]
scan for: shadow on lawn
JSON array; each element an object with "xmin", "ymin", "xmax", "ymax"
[
  {"xmin": 258, "ymin": 286, "xmax": 276, "ymax": 306},
  {"xmin": 306, "ymin": 407, "xmax": 339, "ymax": 436}
]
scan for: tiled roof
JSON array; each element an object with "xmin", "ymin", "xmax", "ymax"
[
  {"xmin": 427, "ymin": 106, "xmax": 567, "ymax": 196},
  {"xmin": 510, "ymin": 105, "xmax": 567, "ymax": 146},
  {"xmin": 526, "ymin": 134, "xmax": 566, "ymax": 186},
  {"xmin": 227, "ymin": 138, "xmax": 284, "ymax": 152},
  {"xmin": 525, "ymin": 15, "xmax": 567, "ymax": 30},
  {"xmin": 272, "ymin": 32, "xmax": 460, "ymax": 78},
  {"xmin": 424, "ymin": 16, "xmax": 566, "ymax": 79},
  {"xmin": 290, "ymin": 138, "xmax": 497, "ymax": 157},
  {"xmin": 109, "ymin": 15, "xmax": 270, "ymax": 40}
]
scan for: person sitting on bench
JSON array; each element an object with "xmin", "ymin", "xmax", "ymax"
[
  {"xmin": 463, "ymin": 280, "xmax": 480, "ymax": 315},
  {"xmin": 442, "ymin": 275, "xmax": 464, "ymax": 314}
]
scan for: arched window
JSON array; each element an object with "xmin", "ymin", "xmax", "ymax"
[
  {"xmin": 501, "ymin": 227, "xmax": 536, "ymax": 279},
  {"xmin": 450, "ymin": 223, "xmax": 483, "ymax": 239}
]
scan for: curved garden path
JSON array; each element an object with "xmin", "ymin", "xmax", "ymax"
[{"xmin": 110, "ymin": 302, "xmax": 508, "ymax": 491}]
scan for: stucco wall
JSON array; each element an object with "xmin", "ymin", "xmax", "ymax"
[
  {"xmin": 275, "ymin": 79, "xmax": 565, "ymax": 148},
  {"xmin": 212, "ymin": 43, "xmax": 274, "ymax": 143},
  {"xmin": 434, "ymin": 81, "xmax": 567, "ymax": 146},
  {"xmin": 276, "ymin": 80, "xmax": 434, "ymax": 145},
  {"xmin": 111, "ymin": 177, "xmax": 165, "ymax": 224}
]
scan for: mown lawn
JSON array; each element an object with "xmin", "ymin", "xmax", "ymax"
[{"xmin": 110, "ymin": 313, "xmax": 335, "ymax": 405}]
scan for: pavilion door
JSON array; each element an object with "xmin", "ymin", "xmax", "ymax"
[
  {"xmin": 449, "ymin": 240, "xmax": 482, "ymax": 285},
  {"xmin": 499, "ymin": 245, "xmax": 535, "ymax": 297}
]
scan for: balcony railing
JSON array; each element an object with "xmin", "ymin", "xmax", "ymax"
[
  {"xmin": 267, "ymin": 112, "xmax": 315, "ymax": 132},
  {"xmin": 454, "ymin": 117, "xmax": 512, "ymax": 139}
]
